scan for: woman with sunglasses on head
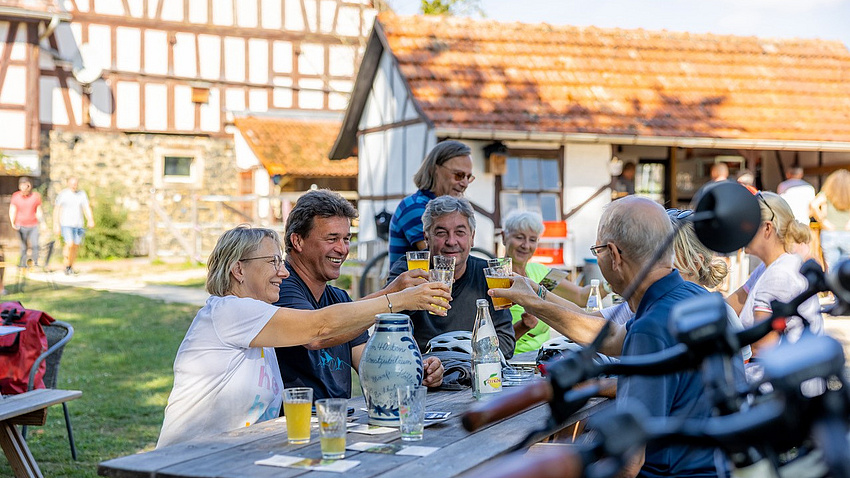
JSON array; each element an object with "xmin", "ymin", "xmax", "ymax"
[
  {"xmin": 735, "ymin": 192, "xmax": 822, "ymax": 382},
  {"xmin": 157, "ymin": 225, "xmax": 451, "ymax": 448},
  {"xmin": 388, "ymin": 140, "xmax": 475, "ymax": 266}
]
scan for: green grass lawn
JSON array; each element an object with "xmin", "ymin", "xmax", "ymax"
[{"xmin": 0, "ymin": 284, "xmax": 198, "ymax": 477}]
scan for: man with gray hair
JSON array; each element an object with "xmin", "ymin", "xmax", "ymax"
[
  {"xmin": 388, "ymin": 195, "xmax": 515, "ymax": 358},
  {"xmin": 491, "ymin": 196, "xmax": 723, "ymax": 477}
]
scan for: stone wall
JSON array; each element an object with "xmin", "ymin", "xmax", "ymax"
[{"xmin": 45, "ymin": 130, "xmax": 242, "ymax": 258}]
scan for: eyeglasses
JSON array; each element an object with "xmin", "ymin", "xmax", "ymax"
[
  {"xmin": 590, "ymin": 243, "xmax": 620, "ymax": 257},
  {"xmin": 439, "ymin": 164, "xmax": 475, "ymax": 183},
  {"xmin": 756, "ymin": 192, "xmax": 776, "ymax": 223},
  {"xmin": 240, "ymin": 254, "xmax": 284, "ymax": 270},
  {"xmin": 666, "ymin": 208, "xmax": 693, "ymax": 224}
]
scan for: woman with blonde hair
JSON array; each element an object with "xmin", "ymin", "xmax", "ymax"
[
  {"xmin": 157, "ymin": 225, "xmax": 450, "ymax": 448},
  {"xmin": 739, "ymin": 192, "xmax": 822, "ymax": 373},
  {"xmin": 811, "ymin": 169, "xmax": 850, "ymax": 272}
]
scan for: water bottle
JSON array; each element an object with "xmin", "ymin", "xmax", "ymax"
[
  {"xmin": 472, "ymin": 299, "xmax": 502, "ymax": 399},
  {"xmin": 586, "ymin": 279, "xmax": 602, "ymax": 313}
]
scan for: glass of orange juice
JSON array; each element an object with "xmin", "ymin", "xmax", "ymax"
[
  {"xmin": 406, "ymin": 251, "xmax": 430, "ymax": 272},
  {"xmin": 283, "ymin": 387, "xmax": 313, "ymax": 444},
  {"xmin": 484, "ymin": 266, "xmax": 513, "ymax": 310}
]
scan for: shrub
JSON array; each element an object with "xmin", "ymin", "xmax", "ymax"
[{"xmin": 79, "ymin": 196, "xmax": 136, "ymax": 259}]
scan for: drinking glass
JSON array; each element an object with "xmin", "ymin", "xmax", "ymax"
[
  {"xmin": 283, "ymin": 387, "xmax": 313, "ymax": 444},
  {"xmin": 406, "ymin": 251, "xmax": 431, "ymax": 272},
  {"xmin": 396, "ymin": 385, "xmax": 426, "ymax": 441},
  {"xmin": 428, "ymin": 268, "xmax": 453, "ymax": 315},
  {"xmin": 484, "ymin": 266, "xmax": 513, "ymax": 310},
  {"xmin": 432, "ymin": 255, "xmax": 456, "ymax": 274},
  {"xmin": 487, "ymin": 257, "xmax": 512, "ymax": 274},
  {"xmin": 315, "ymin": 398, "xmax": 348, "ymax": 459}
]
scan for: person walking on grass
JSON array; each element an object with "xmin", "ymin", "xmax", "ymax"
[
  {"xmin": 53, "ymin": 177, "xmax": 94, "ymax": 275},
  {"xmin": 9, "ymin": 177, "xmax": 43, "ymax": 269}
]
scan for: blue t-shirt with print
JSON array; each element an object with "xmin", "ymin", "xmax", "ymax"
[
  {"xmin": 388, "ymin": 189, "xmax": 436, "ymax": 266},
  {"xmin": 274, "ymin": 262, "xmax": 369, "ymax": 400},
  {"xmin": 618, "ymin": 270, "xmax": 735, "ymax": 478}
]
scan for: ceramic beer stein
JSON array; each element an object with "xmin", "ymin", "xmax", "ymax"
[{"xmin": 358, "ymin": 314, "xmax": 423, "ymax": 426}]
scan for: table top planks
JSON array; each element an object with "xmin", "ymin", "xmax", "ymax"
[
  {"xmin": 98, "ymin": 387, "xmax": 606, "ymax": 478},
  {"xmin": 0, "ymin": 389, "xmax": 82, "ymax": 423}
]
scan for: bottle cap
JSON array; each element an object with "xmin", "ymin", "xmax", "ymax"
[
  {"xmin": 590, "ymin": 279, "xmax": 600, "ymax": 286},
  {"xmin": 476, "ymin": 299, "xmax": 489, "ymax": 307}
]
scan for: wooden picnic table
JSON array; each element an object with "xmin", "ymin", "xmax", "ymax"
[
  {"xmin": 98, "ymin": 387, "xmax": 607, "ymax": 478},
  {"xmin": 0, "ymin": 388, "xmax": 82, "ymax": 478}
]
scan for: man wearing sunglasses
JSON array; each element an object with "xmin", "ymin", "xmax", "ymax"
[
  {"xmin": 492, "ymin": 196, "xmax": 724, "ymax": 478},
  {"xmin": 275, "ymin": 190, "xmax": 445, "ymax": 402},
  {"xmin": 388, "ymin": 140, "xmax": 474, "ymax": 266}
]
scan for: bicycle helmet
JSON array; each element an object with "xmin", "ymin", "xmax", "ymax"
[
  {"xmin": 536, "ymin": 336, "xmax": 618, "ymax": 367},
  {"xmin": 426, "ymin": 330, "xmax": 508, "ymax": 367}
]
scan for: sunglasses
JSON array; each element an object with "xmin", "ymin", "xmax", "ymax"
[
  {"xmin": 666, "ymin": 208, "xmax": 693, "ymax": 224},
  {"xmin": 240, "ymin": 254, "xmax": 284, "ymax": 270},
  {"xmin": 439, "ymin": 164, "xmax": 475, "ymax": 183},
  {"xmin": 756, "ymin": 192, "xmax": 776, "ymax": 223}
]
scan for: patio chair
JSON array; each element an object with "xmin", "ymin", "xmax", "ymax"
[{"xmin": 21, "ymin": 320, "xmax": 78, "ymax": 460}]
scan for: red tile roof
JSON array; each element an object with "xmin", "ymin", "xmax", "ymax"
[
  {"xmin": 234, "ymin": 116, "xmax": 357, "ymax": 178},
  {"xmin": 0, "ymin": 0, "xmax": 65, "ymax": 15},
  {"xmin": 379, "ymin": 13, "xmax": 850, "ymax": 142}
]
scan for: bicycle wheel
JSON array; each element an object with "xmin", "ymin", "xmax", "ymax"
[{"xmin": 358, "ymin": 250, "xmax": 391, "ymax": 299}]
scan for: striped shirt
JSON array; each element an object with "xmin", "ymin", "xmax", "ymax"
[{"xmin": 388, "ymin": 189, "xmax": 436, "ymax": 266}]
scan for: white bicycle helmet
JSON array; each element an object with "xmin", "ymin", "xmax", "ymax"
[
  {"xmin": 426, "ymin": 330, "xmax": 508, "ymax": 366},
  {"xmin": 536, "ymin": 336, "xmax": 618, "ymax": 367}
]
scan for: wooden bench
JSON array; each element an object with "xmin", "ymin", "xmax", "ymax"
[{"xmin": 0, "ymin": 389, "xmax": 82, "ymax": 478}]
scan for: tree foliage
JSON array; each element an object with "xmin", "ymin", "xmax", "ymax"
[{"xmin": 420, "ymin": 0, "xmax": 484, "ymax": 16}]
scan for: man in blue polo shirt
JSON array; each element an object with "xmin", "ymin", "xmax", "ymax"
[
  {"xmin": 275, "ymin": 189, "xmax": 444, "ymax": 400},
  {"xmin": 491, "ymin": 196, "xmax": 730, "ymax": 477},
  {"xmin": 388, "ymin": 140, "xmax": 473, "ymax": 266}
]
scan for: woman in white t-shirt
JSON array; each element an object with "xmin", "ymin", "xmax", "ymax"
[
  {"xmin": 157, "ymin": 226, "xmax": 451, "ymax": 448},
  {"xmin": 738, "ymin": 192, "xmax": 822, "ymax": 381}
]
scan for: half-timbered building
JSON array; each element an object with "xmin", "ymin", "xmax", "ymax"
[{"xmin": 0, "ymin": 0, "xmax": 375, "ymax": 255}]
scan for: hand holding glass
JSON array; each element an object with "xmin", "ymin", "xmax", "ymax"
[
  {"xmin": 316, "ymin": 398, "xmax": 348, "ymax": 459},
  {"xmin": 428, "ymin": 269, "xmax": 453, "ymax": 315},
  {"xmin": 397, "ymin": 385, "xmax": 427, "ymax": 441},
  {"xmin": 283, "ymin": 387, "xmax": 313, "ymax": 444},
  {"xmin": 406, "ymin": 251, "xmax": 430, "ymax": 272},
  {"xmin": 484, "ymin": 266, "xmax": 513, "ymax": 310}
]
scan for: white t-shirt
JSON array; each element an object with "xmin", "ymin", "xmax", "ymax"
[
  {"xmin": 157, "ymin": 295, "xmax": 283, "ymax": 448},
  {"xmin": 739, "ymin": 253, "xmax": 823, "ymax": 381},
  {"xmin": 55, "ymin": 189, "xmax": 90, "ymax": 227},
  {"xmin": 779, "ymin": 183, "xmax": 816, "ymax": 225}
]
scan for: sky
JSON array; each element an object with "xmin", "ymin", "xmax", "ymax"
[{"xmin": 384, "ymin": 0, "xmax": 850, "ymax": 49}]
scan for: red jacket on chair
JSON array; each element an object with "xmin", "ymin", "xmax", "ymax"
[{"xmin": 0, "ymin": 301, "xmax": 55, "ymax": 394}]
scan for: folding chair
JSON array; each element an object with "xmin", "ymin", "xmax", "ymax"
[{"xmin": 21, "ymin": 320, "xmax": 78, "ymax": 460}]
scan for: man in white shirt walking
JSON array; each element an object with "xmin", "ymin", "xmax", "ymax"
[{"xmin": 53, "ymin": 177, "xmax": 95, "ymax": 275}]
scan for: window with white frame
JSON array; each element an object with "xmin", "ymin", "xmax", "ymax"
[
  {"xmin": 500, "ymin": 154, "xmax": 562, "ymax": 221},
  {"xmin": 154, "ymin": 149, "xmax": 204, "ymax": 188}
]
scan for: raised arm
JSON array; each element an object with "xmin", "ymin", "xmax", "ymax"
[
  {"xmin": 490, "ymin": 276, "xmax": 626, "ymax": 356},
  {"xmin": 252, "ymin": 282, "xmax": 451, "ymax": 347}
]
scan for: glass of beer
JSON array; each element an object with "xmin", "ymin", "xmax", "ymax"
[
  {"xmin": 283, "ymin": 387, "xmax": 313, "ymax": 444},
  {"xmin": 432, "ymin": 255, "xmax": 456, "ymax": 274},
  {"xmin": 484, "ymin": 266, "xmax": 513, "ymax": 310},
  {"xmin": 315, "ymin": 398, "xmax": 348, "ymax": 459},
  {"xmin": 428, "ymin": 268, "xmax": 453, "ymax": 315},
  {"xmin": 406, "ymin": 251, "xmax": 431, "ymax": 272},
  {"xmin": 487, "ymin": 257, "xmax": 512, "ymax": 274}
]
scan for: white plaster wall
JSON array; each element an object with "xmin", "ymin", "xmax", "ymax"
[
  {"xmin": 248, "ymin": 39, "xmax": 268, "ymax": 83},
  {"xmin": 0, "ymin": 111, "xmax": 26, "ymax": 149},
  {"xmin": 39, "ymin": 77, "xmax": 59, "ymax": 124},
  {"xmin": 273, "ymin": 41, "xmax": 293, "ymax": 73},
  {"xmin": 127, "ymin": 0, "xmax": 144, "ymax": 17},
  {"xmin": 200, "ymin": 88, "xmax": 221, "ymax": 132},
  {"xmin": 329, "ymin": 80, "xmax": 352, "ymax": 110},
  {"xmin": 87, "ymin": 24, "xmax": 111, "ymax": 70},
  {"xmin": 320, "ymin": 0, "xmax": 337, "ymax": 33},
  {"xmin": 284, "ymin": 0, "xmax": 304, "ymax": 31},
  {"xmin": 337, "ymin": 6, "xmax": 361, "ymax": 37},
  {"xmin": 0, "ymin": 66, "xmax": 25, "ymax": 105},
  {"xmin": 116, "ymin": 81, "xmax": 140, "ymax": 129},
  {"xmin": 261, "ymin": 0, "xmax": 282, "ymax": 29},
  {"xmin": 93, "ymin": 0, "xmax": 123, "ymax": 15},
  {"xmin": 88, "ymin": 79, "xmax": 112, "ymax": 127},
  {"xmin": 198, "ymin": 35, "xmax": 221, "ymax": 80},
  {"xmin": 564, "ymin": 143, "xmax": 612, "ymax": 269},
  {"xmin": 273, "ymin": 77, "xmax": 293, "ymax": 107},
  {"xmin": 173, "ymin": 33, "xmax": 197, "ymax": 78},
  {"xmin": 328, "ymin": 45, "xmax": 355, "ymax": 77},
  {"xmin": 248, "ymin": 88, "xmax": 268, "ymax": 111},
  {"xmin": 299, "ymin": 78, "xmax": 324, "ymax": 109},
  {"xmin": 225, "ymin": 88, "xmax": 245, "ymax": 112},
  {"xmin": 116, "ymin": 27, "xmax": 141, "ymax": 72},
  {"xmin": 224, "ymin": 37, "xmax": 246, "ymax": 82},
  {"xmin": 189, "ymin": 0, "xmax": 208, "ymax": 23},
  {"xmin": 212, "ymin": 0, "xmax": 234, "ymax": 26},
  {"xmin": 236, "ymin": 0, "xmax": 258, "ymax": 28},
  {"xmin": 304, "ymin": 0, "xmax": 319, "ymax": 32},
  {"xmin": 160, "ymin": 0, "xmax": 183, "ymax": 21},
  {"xmin": 174, "ymin": 85, "xmax": 194, "ymax": 130},
  {"xmin": 145, "ymin": 83, "xmax": 167, "ymax": 130},
  {"xmin": 145, "ymin": 30, "xmax": 168, "ymax": 75},
  {"xmin": 234, "ymin": 129, "xmax": 260, "ymax": 169}
]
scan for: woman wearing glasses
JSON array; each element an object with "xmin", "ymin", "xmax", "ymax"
[
  {"xmin": 157, "ymin": 225, "xmax": 451, "ymax": 447},
  {"xmin": 736, "ymin": 192, "xmax": 822, "ymax": 382},
  {"xmin": 388, "ymin": 140, "xmax": 475, "ymax": 266}
]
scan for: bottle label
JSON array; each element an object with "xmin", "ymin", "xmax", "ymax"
[{"xmin": 475, "ymin": 363, "xmax": 502, "ymax": 393}]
